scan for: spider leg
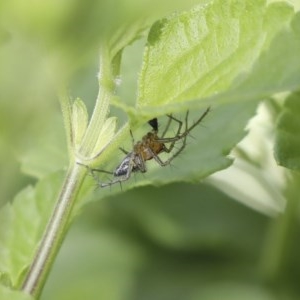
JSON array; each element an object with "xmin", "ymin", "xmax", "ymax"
[
  {"xmin": 119, "ymin": 147, "xmax": 129, "ymax": 155},
  {"xmin": 100, "ymin": 170, "xmax": 133, "ymax": 187},
  {"xmin": 90, "ymin": 168, "xmax": 113, "ymax": 182},
  {"xmin": 156, "ymin": 107, "xmax": 210, "ymax": 144},
  {"xmin": 151, "ymin": 114, "xmax": 189, "ymax": 166},
  {"xmin": 157, "ymin": 112, "xmax": 187, "ymax": 155},
  {"xmin": 180, "ymin": 107, "xmax": 210, "ymax": 138},
  {"xmin": 77, "ymin": 159, "xmax": 132, "ymax": 188},
  {"xmin": 151, "ymin": 150, "xmax": 172, "ymax": 166},
  {"xmin": 161, "ymin": 114, "xmax": 183, "ymax": 137},
  {"xmin": 146, "ymin": 145, "xmax": 183, "ymax": 167},
  {"xmin": 165, "ymin": 111, "xmax": 189, "ymax": 159},
  {"xmin": 129, "ymin": 129, "xmax": 135, "ymax": 145},
  {"xmin": 160, "ymin": 114, "xmax": 183, "ymax": 153},
  {"xmin": 88, "ymin": 167, "xmax": 114, "ymax": 187},
  {"xmin": 135, "ymin": 153, "xmax": 147, "ymax": 173},
  {"xmin": 118, "ymin": 128, "xmax": 136, "ymax": 155},
  {"xmin": 162, "ymin": 125, "xmax": 189, "ymax": 165},
  {"xmin": 161, "ymin": 114, "xmax": 172, "ymax": 137},
  {"xmin": 151, "ymin": 107, "xmax": 210, "ymax": 166},
  {"xmin": 76, "ymin": 162, "xmax": 112, "ymax": 183}
]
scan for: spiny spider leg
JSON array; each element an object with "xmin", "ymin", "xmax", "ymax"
[
  {"xmin": 156, "ymin": 107, "xmax": 210, "ymax": 144},
  {"xmin": 119, "ymin": 147, "xmax": 129, "ymax": 155},
  {"xmin": 158, "ymin": 111, "xmax": 190, "ymax": 165},
  {"xmin": 76, "ymin": 162, "xmax": 113, "ymax": 186},
  {"xmin": 119, "ymin": 130, "xmax": 135, "ymax": 154},
  {"xmin": 89, "ymin": 168, "xmax": 113, "ymax": 187},
  {"xmin": 160, "ymin": 114, "xmax": 184, "ymax": 153},
  {"xmin": 161, "ymin": 114, "xmax": 172, "ymax": 137},
  {"xmin": 144, "ymin": 111, "xmax": 189, "ymax": 167},
  {"xmin": 144, "ymin": 108, "xmax": 210, "ymax": 168}
]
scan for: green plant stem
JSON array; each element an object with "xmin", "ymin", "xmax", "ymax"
[
  {"xmin": 21, "ymin": 163, "xmax": 87, "ymax": 298},
  {"xmin": 79, "ymin": 46, "xmax": 115, "ymax": 157},
  {"xmin": 21, "ymin": 46, "xmax": 118, "ymax": 298}
]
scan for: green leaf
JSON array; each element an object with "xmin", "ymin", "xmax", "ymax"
[
  {"xmin": 274, "ymin": 91, "xmax": 300, "ymax": 170},
  {"xmin": 0, "ymin": 172, "xmax": 64, "ymax": 287},
  {"xmin": 137, "ymin": 0, "xmax": 294, "ymax": 110},
  {"xmin": 107, "ymin": 0, "xmax": 211, "ymax": 59},
  {"xmin": 103, "ymin": 182, "xmax": 267, "ymax": 251},
  {"xmin": 226, "ymin": 10, "xmax": 300, "ymax": 101},
  {"xmin": 0, "ymin": 284, "xmax": 34, "ymax": 300}
]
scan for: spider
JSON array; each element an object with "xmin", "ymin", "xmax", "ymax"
[{"xmin": 89, "ymin": 107, "xmax": 211, "ymax": 188}]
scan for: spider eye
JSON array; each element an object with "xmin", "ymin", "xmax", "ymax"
[{"xmin": 148, "ymin": 118, "xmax": 158, "ymax": 131}]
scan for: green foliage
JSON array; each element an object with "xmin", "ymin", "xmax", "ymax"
[
  {"xmin": 19, "ymin": 115, "xmax": 68, "ymax": 179},
  {"xmin": 40, "ymin": 183, "xmax": 284, "ymax": 300},
  {"xmin": 41, "ymin": 223, "xmax": 145, "ymax": 300},
  {"xmin": 229, "ymin": 10, "xmax": 300, "ymax": 99},
  {"xmin": 0, "ymin": 172, "xmax": 64, "ymax": 287},
  {"xmin": 1, "ymin": 0, "xmax": 300, "ymax": 299},
  {"xmin": 137, "ymin": 0, "xmax": 293, "ymax": 109}
]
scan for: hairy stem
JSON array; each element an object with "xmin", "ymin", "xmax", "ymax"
[
  {"xmin": 79, "ymin": 46, "xmax": 115, "ymax": 157},
  {"xmin": 21, "ymin": 163, "xmax": 87, "ymax": 298},
  {"xmin": 21, "ymin": 46, "xmax": 118, "ymax": 298}
]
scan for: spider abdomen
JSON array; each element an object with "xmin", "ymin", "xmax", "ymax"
[{"xmin": 114, "ymin": 153, "xmax": 132, "ymax": 176}]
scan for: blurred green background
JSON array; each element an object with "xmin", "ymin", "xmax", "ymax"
[
  {"xmin": 1, "ymin": 1, "xmax": 300, "ymax": 299},
  {"xmin": 41, "ymin": 180, "xmax": 300, "ymax": 300}
]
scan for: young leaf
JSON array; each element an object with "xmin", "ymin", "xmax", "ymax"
[
  {"xmin": 72, "ymin": 98, "xmax": 88, "ymax": 150},
  {"xmin": 91, "ymin": 117, "xmax": 117, "ymax": 158},
  {"xmin": 274, "ymin": 91, "xmax": 300, "ymax": 170},
  {"xmin": 0, "ymin": 172, "xmax": 64, "ymax": 287}
]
